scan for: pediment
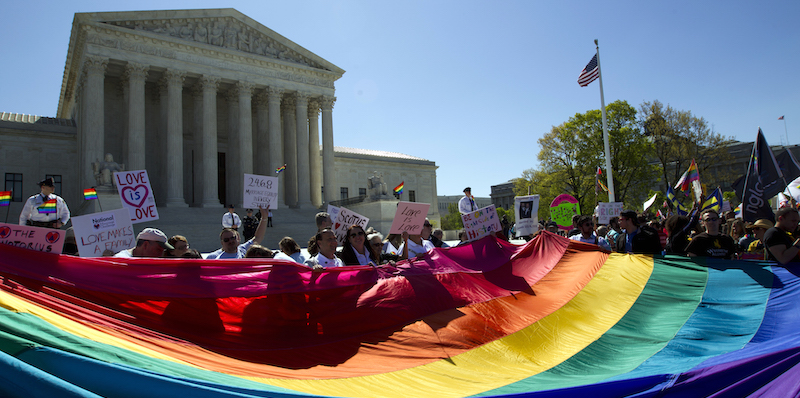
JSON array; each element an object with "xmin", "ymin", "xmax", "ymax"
[{"xmin": 80, "ymin": 9, "xmax": 342, "ymax": 74}]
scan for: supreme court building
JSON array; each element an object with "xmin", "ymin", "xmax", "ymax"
[{"xmin": 1, "ymin": 9, "xmax": 440, "ymax": 221}]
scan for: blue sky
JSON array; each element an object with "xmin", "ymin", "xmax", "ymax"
[{"xmin": 1, "ymin": 1, "xmax": 797, "ymax": 198}]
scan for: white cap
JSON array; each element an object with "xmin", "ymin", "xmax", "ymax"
[{"xmin": 136, "ymin": 228, "xmax": 174, "ymax": 250}]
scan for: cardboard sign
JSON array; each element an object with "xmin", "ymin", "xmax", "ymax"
[
  {"xmin": 332, "ymin": 207, "xmax": 369, "ymax": 244},
  {"xmin": 514, "ymin": 195, "xmax": 540, "ymax": 237},
  {"xmin": 549, "ymin": 194, "xmax": 580, "ymax": 230},
  {"xmin": 389, "ymin": 201, "xmax": 431, "ymax": 234},
  {"xmin": 597, "ymin": 202, "xmax": 624, "ymax": 224},
  {"xmin": 327, "ymin": 205, "xmax": 340, "ymax": 222},
  {"xmin": 243, "ymin": 173, "xmax": 278, "ymax": 209},
  {"xmin": 71, "ymin": 209, "xmax": 134, "ymax": 257},
  {"xmin": 0, "ymin": 222, "xmax": 64, "ymax": 254},
  {"xmin": 461, "ymin": 204, "xmax": 502, "ymax": 242},
  {"xmin": 114, "ymin": 170, "xmax": 159, "ymax": 224}
]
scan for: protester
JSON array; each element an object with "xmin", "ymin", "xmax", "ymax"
[
  {"xmin": 764, "ymin": 207, "xmax": 800, "ymax": 264},
  {"xmin": 458, "ymin": 187, "xmax": 477, "ymax": 214},
  {"xmin": 304, "ymin": 229, "xmax": 344, "ymax": 269},
  {"xmin": 398, "ymin": 230, "xmax": 434, "ymax": 259},
  {"xmin": 19, "ymin": 177, "xmax": 70, "ymax": 229},
  {"xmin": 596, "ymin": 225, "xmax": 609, "ymax": 239},
  {"xmin": 245, "ymin": 244, "xmax": 274, "ymax": 258},
  {"xmin": 745, "ymin": 219, "xmax": 774, "ymax": 259},
  {"xmin": 614, "ymin": 210, "xmax": 662, "ymax": 254},
  {"xmin": 383, "ymin": 233, "xmax": 403, "ymax": 255},
  {"xmin": 222, "ymin": 204, "xmax": 241, "ymax": 230},
  {"xmin": 727, "ymin": 219, "xmax": 746, "ymax": 248},
  {"xmin": 272, "ymin": 237, "xmax": 306, "ymax": 264},
  {"xmin": 605, "ymin": 216, "xmax": 622, "ymax": 248},
  {"xmin": 686, "ymin": 210, "xmax": 737, "ymax": 259},
  {"xmin": 431, "ymin": 228, "xmax": 450, "ymax": 248},
  {"xmin": 340, "ymin": 225, "xmax": 379, "ymax": 266},
  {"xmin": 164, "ymin": 235, "xmax": 190, "ymax": 257},
  {"xmin": 206, "ymin": 206, "xmax": 269, "ymax": 259},
  {"xmin": 182, "ymin": 249, "xmax": 203, "ymax": 259},
  {"xmin": 457, "ymin": 230, "xmax": 469, "ymax": 246},
  {"xmin": 63, "ymin": 227, "xmax": 79, "ymax": 256},
  {"xmin": 569, "ymin": 215, "xmax": 611, "ymax": 250},
  {"xmin": 664, "ymin": 215, "xmax": 692, "ymax": 255},
  {"xmin": 308, "ymin": 212, "xmax": 334, "ymax": 257},
  {"xmin": 567, "ymin": 214, "xmax": 581, "ymax": 237},
  {"xmin": 546, "ymin": 221, "xmax": 559, "ymax": 234},
  {"xmin": 114, "ymin": 228, "xmax": 174, "ymax": 258}
]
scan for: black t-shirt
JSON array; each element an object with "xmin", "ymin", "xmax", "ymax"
[
  {"xmin": 685, "ymin": 232, "xmax": 737, "ymax": 259},
  {"xmin": 763, "ymin": 227, "xmax": 796, "ymax": 262}
]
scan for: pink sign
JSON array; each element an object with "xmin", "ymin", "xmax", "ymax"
[
  {"xmin": 0, "ymin": 222, "xmax": 65, "ymax": 254},
  {"xmin": 114, "ymin": 170, "xmax": 159, "ymax": 224},
  {"xmin": 389, "ymin": 201, "xmax": 431, "ymax": 234}
]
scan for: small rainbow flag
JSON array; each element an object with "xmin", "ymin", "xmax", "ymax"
[
  {"xmin": 0, "ymin": 191, "xmax": 10, "ymax": 206},
  {"xmin": 83, "ymin": 188, "xmax": 98, "ymax": 200},
  {"xmin": 38, "ymin": 199, "xmax": 57, "ymax": 214},
  {"xmin": 275, "ymin": 164, "xmax": 286, "ymax": 174},
  {"xmin": 393, "ymin": 182, "xmax": 404, "ymax": 195},
  {"xmin": 674, "ymin": 159, "xmax": 700, "ymax": 191}
]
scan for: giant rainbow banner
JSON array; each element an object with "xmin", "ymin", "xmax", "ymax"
[{"xmin": 0, "ymin": 233, "xmax": 798, "ymax": 397}]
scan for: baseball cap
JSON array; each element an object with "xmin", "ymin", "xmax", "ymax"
[{"xmin": 136, "ymin": 228, "xmax": 174, "ymax": 250}]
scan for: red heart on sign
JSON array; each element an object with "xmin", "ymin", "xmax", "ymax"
[
  {"xmin": 120, "ymin": 185, "xmax": 149, "ymax": 207},
  {"xmin": 334, "ymin": 222, "xmax": 341, "ymax": 230}
]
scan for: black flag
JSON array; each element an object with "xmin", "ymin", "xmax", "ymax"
[{"xmin": 735, "ymin": 129, "xmax": 784, "ymax": 222}]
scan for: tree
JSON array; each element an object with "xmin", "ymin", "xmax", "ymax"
[
  {"xmin": 640, "ymin": 100, "xmax": 736, "ymax": 193},
  {"xmin": 517, "ymin": 100, "xmax": 658, "ymax": 215},
  {"xmin": 440, "ymin": 203, "xmax": 463, "ymax": 230}
]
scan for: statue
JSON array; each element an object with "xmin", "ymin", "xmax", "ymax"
[
  {"xmin": 92, "ymin": 153, "xmax": 124, "ymax": 188},
  {"xmin": 367, "ymin": 171, "xmax": 388, "ymax": 200}
]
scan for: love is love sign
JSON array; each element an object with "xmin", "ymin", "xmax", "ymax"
[
  {"xmin": 389, "ymin": 201, "xmax": 430, "ymax": 234},
  {"xmin": 114, "ymin": 170, "xmax": 159, "ymax": 224}
]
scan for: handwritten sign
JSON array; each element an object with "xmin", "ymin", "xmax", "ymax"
[
  {"xmin": 514, "ymin": 195, "xmax": 540, "ymax": 237},
  {"xmin": 333, "ymin": 207, "xmax": 369, "ymax": 244},
  {"xmin": 243, "ymin": 173, "xmax": 278, "ymax": 209},
  {"xmin": 0, "ymin": 222, "xmax": 64, "ymax": 254},
  {"xmin": 71, "ymin": 209, "xmax": 134, "ymax": 257},
  {"xmin": 596, "ymin": 202, "xmax": 624, "ymax": 224},
  {"xmin": 114, "ymin": 170, "xmax": 158, "ymax": 224},
  {"xmin": 461, "ymin": 204, "xmax": 502, "ymax": 242},
  {"xmin": 549, "ymin": 194, "xmax": 580, "ymax": 230},
  {"xmin": 327, "ymin": 204, "xmax": 340, "ymax": 222},
  {"xmin": 389, "ymin": 201, "xmax": 431, "ymax": 234}
]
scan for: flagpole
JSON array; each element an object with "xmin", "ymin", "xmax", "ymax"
[
  {"xmin": 595, "ymin": 39, "xmax": 615, "ymax": 202},
  {"xmin": 783, "ymin": 117, "xmax": 790, "ymax": 146}
]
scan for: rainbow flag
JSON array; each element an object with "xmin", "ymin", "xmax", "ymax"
[
  {"xmin": 674, "ymin": 159, "xmax": 700, "ymax": 191},
  {"xmin": 37, "ymin": 199, "xmax": 57, "ymax": 214},
  {"xmin": 275, "ymin": 164, "xmax": 286, "ymax": 174},
  {"xmin": 83, "ymin": 188, "xmax": 98, "ymax": 200},
  {"xmin": 393, "ymin": 181, "xmax": 404, "ymax": 195},
  {"xmin": 0, "ymin": 191, "xmax": 10, "ymax": 206}
]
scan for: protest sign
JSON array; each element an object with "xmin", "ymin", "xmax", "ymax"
[
  {"xmin": 327, "ymin": 204, "xmax": 340, "ymax": 222},
  {"xmin": 596, "ymin": 202, "xmax": 624, "ymax": 224},
  {"xmin": 0, "ymin": 222, "xmax": 64, "ymax": 254},
  {"xmin": 114, "ymin": 170, "xmax": 158, "ymax": 224},
  {"xmin": 71, "ymin": 208, "xmax": 134, "ymax": 257},
  {"xmin": 514, "ymin": 195, "xmax": 540, "ymax": 237},
  {"xmin": 461, "ymin": 204, "xmax": 502, "ymax": 242},
  {"xmin": 389, "ymin": 201, "xmax": 431, "ymax": 234},
  {"xmin": 332, "ymin": 207, "xmax": 369, "ymax": 244},
  {"xmin": 549, "ymin": 194, "xmax": 580, "ymax": 230},
  {"xmin": 243, "ymin": 174, "xmax": 278, "ymax": 209}
]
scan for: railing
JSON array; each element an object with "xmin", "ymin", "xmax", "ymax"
[{"xmin": 328, "ymin": 195, "xmax": 367, "ymax": 208}]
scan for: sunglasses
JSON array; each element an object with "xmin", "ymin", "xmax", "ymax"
[
  {"xmin": 703, "ymin": 217, "xmax": 719, "ymax": 222},
  {"xmin": 349, "ymin": 231, "xmax": 365, "ymax": 238},
  {"xmin": 222, "ymin": 236, "xmax": 237, "ymax": 243},
  {"xmin": 423, "ymin": 223, "xmax": 432, "ymax": 228}
]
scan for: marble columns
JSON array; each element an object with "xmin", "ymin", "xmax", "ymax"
[
  {"xmin": 321, "ymin": 96, "xmax": 336, "ymax": 205},
  {"xmin": 81, "ymin": 56, "xmax": 107, "ymax": 190},
  {"xmin": 164, "ymin": 70, "xmax": 188, "ymax": 207},
  {"xmin": 283, "ymin": 96, "xmax": 298, "ymax": 207},
  {"xmin": 308, "ymin": 100, "xmax": 322, "ymax": 208},
  {"xmin": 267, "ymin": 88, "xmax": 285, "ymax": 208},
  {"xmin": 295, "ymin": 92, "xmax": 311, "ymax": 208},
  {"xmin": 237, "ymin": 81, "xmax": 255, "ymax": 207},
  {"xmin": 124, "ymin": 62, "xmax": 149, "ymax": 172},
  {"xmin": 200, "ymin": 75, "xmax": 221, "ymax": 207}
]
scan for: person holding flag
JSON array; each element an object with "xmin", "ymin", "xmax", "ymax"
[
  {"xmin": 458, "ymin": 187, "xmax": 477, "ymax": 214},
  {"xmin": 19, "ymin": 177, "xmax": 70, "ymax": 229}
]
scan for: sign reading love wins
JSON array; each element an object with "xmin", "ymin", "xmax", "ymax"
[{"xmin": 114, "ymin": 170, "xmax": 159, "ymax": 224}]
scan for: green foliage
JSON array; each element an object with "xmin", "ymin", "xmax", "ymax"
[
  {"xmin": 441, "ymin": 203, "xmax": 463, "ymax": 230},
  {"xmin": 723, "ymin": 190, "xmax": 739, "ymax": 208},
  {"xmin": 516, "ymin": 100, "xmax": 658, "ymax": 215},
  {"xmin": 496, "ymin": 206, "xmax": 515, "ymax": 223}
]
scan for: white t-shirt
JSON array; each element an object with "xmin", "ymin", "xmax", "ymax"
[
  {"xmin": 399, "ymin": 239, "xmax": 435, "ymax": 258},
  {"xmin": 206, "ymin": 239, "xmax": 255, "ymax": 259},
  {"xmin": 273, "ymin": 251, "xmax": 307, "ymax": 264},
  {"xmin": 305, "ymin": 253, "xmax": 344, "ymax": 268},
  {"xmin": 113, "ymin": 248, "xmax": 134, "ymax": 258},
  {"xmin": 569, "ymin": 233, "xmax": 612, "ymax": 251}
]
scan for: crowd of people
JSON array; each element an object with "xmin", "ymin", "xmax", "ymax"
[{"xmin": 543, "ymin": 206, "xmax": 800, "ymax": 265}]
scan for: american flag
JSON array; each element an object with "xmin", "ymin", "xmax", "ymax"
[
  {"xmin": 779, "ymin": 115, "xmax": 785, "ymax": 120},
  {"xmin": 578, "ymin": 54, "xmax": 599, "ymax": 87}
]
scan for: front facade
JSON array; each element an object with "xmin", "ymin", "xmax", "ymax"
[{"xmin": 1, "ymin": 9, "xmax": 440, "ymax": 223}]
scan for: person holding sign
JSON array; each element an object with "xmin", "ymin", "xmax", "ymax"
[
  {"xmin": 398, "ymin": 219, "xmax": 435, "ymax": 259},
  {"xmin": 207, "ymin": 206, "xmax": 269, "ymax": 259},
  {"xmin": 304, "ymin": 229, "xmax": 344, "ymax": 269},
  {"xmin": 340, "ymin": 225, "xmax": 379, "ymax": 266},
  {"xmin": 19, "ymin": 177, "xmax": 70, "ymax": 229},
  {"xmin": 458, "ymin": 187, "xmax": 477, "ymax": 214}
]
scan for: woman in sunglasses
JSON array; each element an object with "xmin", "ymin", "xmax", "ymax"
[{"xmin": 340, "ymin": 225, "xmax": 379, "ymax": 266}]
